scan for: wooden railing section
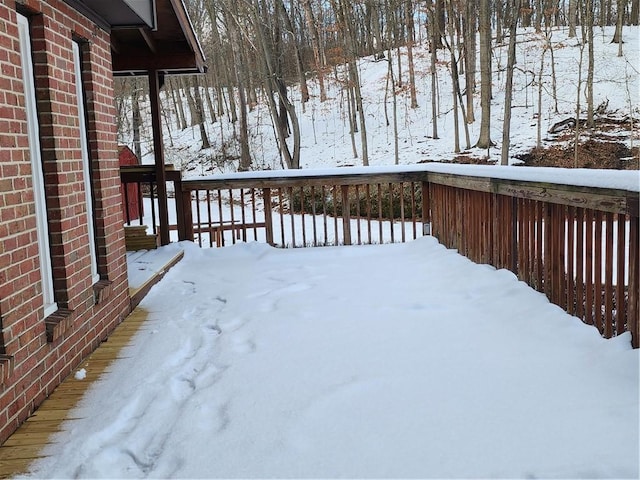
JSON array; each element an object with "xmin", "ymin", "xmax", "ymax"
[
  {"xmin": 120, "ymin": 165, "xmax": 639, "ymax": 347},
  {"xmin": 183, "ymin": 171, "xmax": 426, "ymax": 248}
]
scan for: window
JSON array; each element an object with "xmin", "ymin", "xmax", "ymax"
[
  {"xmin": 17, "ymin": 13, "xmax": 57, "ymax": 317},
  {"xmin": 72, "ymin": 40, "xmax": 99, "ymax": 284}
]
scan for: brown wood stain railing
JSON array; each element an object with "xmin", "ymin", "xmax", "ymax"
[
  {"xmin": 425, "ymin": 171, "xmax": 639, "ymax": 347},
  {"xmin": 120, "ymin": 165, "xmax": 639, "ymax": 347}
]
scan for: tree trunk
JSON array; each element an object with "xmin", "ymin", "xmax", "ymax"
[
  {"xmin": 252, "ymin": 0, "xmax": 300, "ymax": 169},
  {"xmin": 276, "ymin": 0, "xmax": 309, "ymax": 104},
  {"xmin": 131, "ymin": 79, "xmax": 143, "ymax": 161},
  {"xmin": 501, "ymin": 0, "xmax": 521, "ymax": 165},
  {"xmin": 612, "ymin": 0, "xmax": 625, "ymax": 46},
  {"xmin": 536, "ymin": 43, "xmax": 547, "ymax": 147},
  {"xmin": 569, "ymin": 0, "xmax": 578, "ymax": 37},
  {"xmin": 169, "ymin": 77, "xmax": 188, "ymax": 130},
  {"xmin": 191, "ymin": 76, "xmax": 211, "ymax": 149},
  {"xmin": 535, "ymin": 0, "xmax": 543, "ymax": 31},
  {"xmin": 631, "ymin": 0, "xmax": 639, "ymax": 24},
  {"xmin": 182, "ymin": 76, "xmax": 197, "ymax": 127},
  {"xmin": 476, "ymin": 0, "xmax": 493, "ymax": 149},
  {"xmin": 406, "ymin": 0, "xmax": 418, "ymax": 108},
  {"xmin": 202, "ymin": 75, "xmax": 217, "ymax": 123},
  {"xmin": 585, "ymin": 0, "xmax": 595, "ymax": 128},
  {"xmin": 225, "ymin": 7, "xmax": 251, "ymax": 171},
  {"xmin": 574, "ymin": 41, "xmax": 586, "ymax": 167},
  {"xmin": 429, "ymin": 0, "xmax": 439, "ymax": 139},
  {"xmin": 333, "ymin": 0, "xmax": 368, "ymax": 165},
  {"xmin": 464, "ymin": 0, "xmax": 476, "ymax": 124},
  {"xmin": 301, "ymin": 0, "xmax": 327, "ymax": 101},
  {"xmin": 346, "ymin": 85, "xmax": 359, "ymax": 158},
  {"xmin": 434, "ymin": 0, "xmax": 446, "ymax": 48},
  {"xmin": 496, "ymin": 0, "xmax": 504, "ymax": 43}
]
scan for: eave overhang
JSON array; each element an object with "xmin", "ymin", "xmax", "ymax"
[{"xmin": 67, "ymin": 0, "xmax": 207, "ymax": 75}]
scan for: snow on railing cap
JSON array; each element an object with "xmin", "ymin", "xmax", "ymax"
[{"xmin": 197, "ymin": 163, "xmax": 640, "ymax": 193}]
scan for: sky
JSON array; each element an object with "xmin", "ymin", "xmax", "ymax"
[
  {"xmin": 21, "ymin": 238, "xmax": 640, "ymax": 478},
  {"xmin": 17, "ymin": 25, "xmax": 640, "ymax": 479}
]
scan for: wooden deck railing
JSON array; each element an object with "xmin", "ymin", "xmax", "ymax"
[{"xmin": 120, "ymin": 165, "xmax": 639, "ymax": 347}]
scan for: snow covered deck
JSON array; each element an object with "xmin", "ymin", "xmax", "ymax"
[{"xmin": 4, "ymin": 238, "xmax": 639, "ymax": 478}]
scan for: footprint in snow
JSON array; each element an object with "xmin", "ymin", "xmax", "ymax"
[
  {"xmin": 231, "ymin": 337, "xmax": 256, "ymax": 354},
  {"xmin": 205, "ymin": 324, "xmax": 222, "ymax": 335}
]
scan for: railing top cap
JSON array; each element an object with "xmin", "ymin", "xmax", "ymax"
[{"xmin": 189, "ymin": 163, "xmax": 640, "ymax": 193}]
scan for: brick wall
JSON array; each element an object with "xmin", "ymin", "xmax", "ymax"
[{"xmin": 0, "ymin": 0, "xmax": 130, "ymax": 444}]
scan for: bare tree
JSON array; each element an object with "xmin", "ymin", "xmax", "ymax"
[
  {"xmin": 476, "ymin": 0, "xmax": 493, "ymax": 149},
  {"xmin": 406, "ymin": 0, "xmax": 419, "ymax": 108},
  {"xmin": 612, "ymin": 0, "xmax": 626, "ymax": 55},
  {"xmin": 428, "ymin": 0, "xmax": 440, "ymax": 139},
  {"xmin": 131, "ymin": 78, "xmax": 143, "ymax": 160},
  {"xmin": 301, "ymin": 0, "xmax": 327, "ymax": 101},
  {"xmin": 568, "ymin": 0, "xmax": 578, "ymax": 37},
  {"xmin": 463, "ymin": 0, "xmax": 477, "ymax": 124},
  {"xmin": 275, "ymin": 0, "xmax": 310, "ymax": 104},
  {"xmin": 444, "ymin": 0, "xmax": 471, "ymax": 152},
  {"xmin": 500, "ymin": 0, "xmax": 521, "ymax": 165},
  {"xmin": 331, "ymin": 0, "xmax": 369, "ymax": 165}
]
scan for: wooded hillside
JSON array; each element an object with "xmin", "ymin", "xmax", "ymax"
[{"xmin": 115, "ymin": 0, "xmax": 639, "ymax": 171}]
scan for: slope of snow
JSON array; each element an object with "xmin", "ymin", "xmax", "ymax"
[{"xmin": 22, "ymin": 239, "xmax": 639, "ymax": 478}]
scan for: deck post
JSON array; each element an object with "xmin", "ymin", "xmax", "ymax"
[
  {"xmin": 421, "ymin": 181, "xmax": 431, "ymax": 235},
  {"xmin": 149, "ymin": 70, "xmax": 170, "ymax": 245}
]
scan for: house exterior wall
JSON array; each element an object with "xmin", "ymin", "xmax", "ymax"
[{"xmin": 0, "ymin": 0, "xmax": 130, "ymax": 444}]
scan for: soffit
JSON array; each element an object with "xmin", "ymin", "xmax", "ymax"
[{"xmin": 69, "ymin": 0, "xmax": 206, "ymax": 75}]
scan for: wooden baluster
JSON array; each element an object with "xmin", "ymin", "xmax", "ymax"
[
  {"xmin": 300, "ymin": 186, "xmax": 306, "ymax": 247},
  {"xmin": 217, "ymin": 189, "xmax": 224, "ymax": 247},
  {"xmin": 263, "ymin": 188, "xmax": 274, "ymax": 246},
  {"xmin": 604, "ymin": 212, "xmax": 614, "ymax": 337},
  {"xmin": 567, "ymin": 206, "xmax": 576, "ymax": 315},
  {"xmin": 278, "ymin": 188, "xmax": 285, "ymax": 247},
  {"xmin": 342, "ymin": 185, "xmax": 351, "ymax": 246},
  {"xmin": 240, "ymin": 188, "xmax": 247, "ymax": 242},
  {"xmin": 251, "ymin": 189, "xmax": 258, "ymax": 241},
  {"xmin": 377, "ymin": 184, "xmax": 383, "ymax": 243},
  {"xmin": 322, "ymin": 185, "xmax": 328, "ymax": 246},
  {"xmin": 615, "ymin": 213, "xmax": 626, "ymax": 336},
  {"xmin": 594, "ymin": 211, "xmax": 603, "ymax": 333},
  {"xmin": 355, "ymin": 185, "xmax": 362, "ymax": 245},
  {"xmin": 288, "ymin": 187, "xmax": 295, "ymax": 247},
  {"xmin": 585, "ymin": 209, "xmax": 594, "ymax": 326},
  {"xmin": 366, "ymin": 184, "xmax": 372, "ymax": 244},
  {"xmin": 206, "ymin": 190, "xmax": 213, "ymax": 248},
  {"xmin": 576, "ymin": 207, "xmax": 585, "ymax": 320},
  {"xmin": 311, "ymin": 186, "xmax": 318, "ymax": 247}
]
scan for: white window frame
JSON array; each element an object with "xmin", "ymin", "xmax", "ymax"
[
  {"xmin": 17, "ymin": 13, "xmax": 57, "ymax": 317},
  {"xmin": 72, "ymin": 41, "xmax": 100, "ymax": 284}
]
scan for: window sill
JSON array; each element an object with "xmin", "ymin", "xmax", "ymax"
[
  {"xmin": 93, "ymin": 279, "xmax": 113, "ymax": 305},
  {"xmin": 0, "ymin": 355, "xmax": 14, "ymax": 385},
  {"xmin": 45, "ymin": 309, "xmax": 74, "ymax": 343}
]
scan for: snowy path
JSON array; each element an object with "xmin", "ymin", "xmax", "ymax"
[{"xmin": 24, "ymin": 238, "xmax": 639, "ymax": 478}]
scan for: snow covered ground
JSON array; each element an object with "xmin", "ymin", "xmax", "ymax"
[{"xmin": 22, "ymin": 238, "xmax": 639, "ymax": 478}]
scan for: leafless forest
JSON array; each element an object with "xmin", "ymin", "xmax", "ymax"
[{"xmin": 116, "ymin": 0, "xmax": 639, "ymax": 169}]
